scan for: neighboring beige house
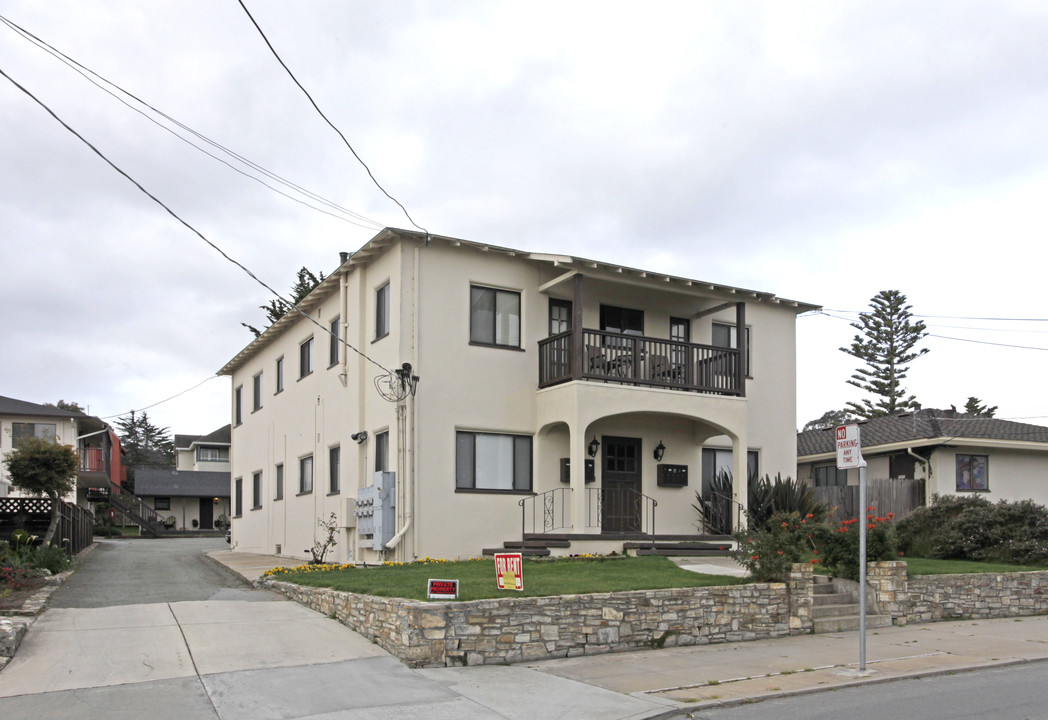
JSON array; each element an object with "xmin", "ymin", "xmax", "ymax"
[
  {"xmin": 0, "ymin": 395, "xmax": 124, "ymax": 507},
  {"xmin": 219, "ymin": 228, "xmax": 817, "ymax": 563},
  {"xmin": 175, "ymin": 425, "xmax": 231, "ymax": 472},
  {"xmin": 797, "ymin": 410, "xmax": 1048, "ymax": 506},
  {"xmin": 134, "ymin": 468, "xmax": 231, "ymax": 531}
]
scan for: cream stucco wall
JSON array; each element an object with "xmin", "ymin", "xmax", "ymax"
[
  {"xmin": 0, "ymin": 415, "xmax": 80, "ymax": 503},
  {"xmin": 927, "ymin": 445, "xmax": 1048, "ymax": 506},
  {"xmin": 227, "ymin": 234, "xmax": 808, "ymax": 562}
]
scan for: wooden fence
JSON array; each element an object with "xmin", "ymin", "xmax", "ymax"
[
  {"xmin": 0, "ymin": 497, "xmax": 95, "ymax": 556},
  {"xmin": 814, "ymin": 478, "xmax": 926, "ymax": 522}
]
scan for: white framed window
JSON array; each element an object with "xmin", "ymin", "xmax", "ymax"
[
  {"xmin": 329, "ymin": 317, "xmax": 340, "ymax": 367},
  {"xmin": 274, "ymin": 463, "xmax": 284, "ymax": 501},
  {"xmin": 299, "ymin": 337, "xmax": 314, "ymax": 378},
  {"xmin": 197, "ymin": 447, "xmax": 228, "ymax": 462},
  {"xmin": 329, "ymin": 445, "xmax": 340, "ymax": 494},
  {"xmin": 252, "ymin": 471, "xmax": 262, "ymax": 509},
  {"xmin": 456, "ymin": 431, "xmax": 532, "ymax": 491},
  {"xmin": 252, "ymin": 372, "xmax": 263, "ymax": 411},
  {"xmin": 275, "ymin": 356, "xmax": 285, "ymax": 393}
]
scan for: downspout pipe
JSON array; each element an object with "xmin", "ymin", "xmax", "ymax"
[
  {"xmin": 384, "ymin": 402, "xmax": 411, "ymax": 554},
  {"xmin": 907, "ymin": 446, "xmax": 930, "ymax": 479}
]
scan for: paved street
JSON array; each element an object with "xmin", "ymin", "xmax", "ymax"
[{"xmin": 0, "ymin": 539, "xmax": 672, "ymax": 719}]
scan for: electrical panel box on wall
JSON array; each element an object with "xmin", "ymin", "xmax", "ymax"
[{"xmin": 354, "ymin": 471, "xmax": 396, "ymax": 551}]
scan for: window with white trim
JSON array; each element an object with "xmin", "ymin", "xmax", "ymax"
[{"xmin": 456, "ymin": 431, "xmax": 532, "ymax": 491}]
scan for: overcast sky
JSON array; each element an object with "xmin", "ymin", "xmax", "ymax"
[{"xmin": 2, "ymin": 1, "xmax": 1046, "ymax": 444}]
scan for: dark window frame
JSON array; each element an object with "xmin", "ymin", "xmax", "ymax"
[
  {"xmin": 12, "ymin": 422, "xmax": 57, "ymax": 448},
  {"xmin": 470, "ymin": 285, "xmax": 522, "ymax": 349},
  {"xmin": 329, "ymin": 317, "xmax": 340, "ymax": 368},
  {"xmin": 375, "ymin": 430, "xmax": 389, "ymax": 473},
  {"xmin": 252, "ymin": 471, "xmax": 262, "ymax": 509},
  {"xmin": 234, "ymin": 386, "xmax": 243, "ymax": 426},
  {"xmin": 956, "ymin": 454, "xmax": 989, "ymax": 492},
  {"xmin": 298, "ymin": 455, "xmax": 313, "ymax": 494},
  {"xmin": 252, "ymin": 371, "xmax": 263, "ymax": 412},
  {"xmin": 455, "ymin": 431, "xmax": 533, "ymax": 493},
  {"xmin": 712, "ymin": 322, "xmax": 752, "ymax": 376},
  {"xmin": 328, "ymin": 445, "xmax": 340, "ymax": 495},
  {"xmin": 549, "ymin": 298, "xmax": 572, "ymax": 336},
  {"xmin": 274, "ymin": 463, "xmax": 284, "ymax": 501},
  {"xmin": 299, "ymin": 337, "xmax": 314, "ymax": 379},
  {"xmin": 154, "ymin": 496, "xmax": 171, "ymax": 512},
  {"xmin": 376, "ymin": 282, "xmax": 390, "ymax": 340},
  {"xmin": 813, "ymin": 465, "xmax": 848, "ymax": 487},
  {"xmin": 234, "ymin": 477, "xmax": 243, "ymax": 517},
  {"xmin": 275, "ymin": 356, "xmax": 285, "ymax": 394}
]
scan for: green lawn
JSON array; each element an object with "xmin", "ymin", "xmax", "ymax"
[
  {"xmin": 265, "ymin": 555, "xmax": 746, "ymax": 601},
  {"xmin": 904, "ymin": 557, "xmax": 1044, "ymax": 575}
]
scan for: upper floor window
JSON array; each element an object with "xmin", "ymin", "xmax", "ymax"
[
  {"xmin": 670, "ymin": 317, "xmax": 690, "ymax": 343},
  {"xmin": 956, "ymin": 454, "xmax": 988, "ymax": 492},
  {"xmin": 252, "ymin": 372, "xmax": 263, "ymax": 411},
  {"xmin": 274, "ymin": 463, "xmax": 284, "ymax": 501},
  {"xmin": 197, "ymin": 447, "xmax": 228, "ymax": 462},
  {"xmin": 600, "ymin": 305, "xmax": 643, "ymax": 336},
  {"xmin": 712, "ymin": 322, "xmax": 751, "ymax": 376},
  {"xmin": 12, "ymin": 422, "xmax": 56, "ymax": 448},
  {"xmin": 549, "ymin": 298, "xmax": 572, "ymax": 336},
  {"xmin": 234, "ymin": 477, "xmax": 243, "ymax": 517},
  {"xmin": 234, "ymin": 387, "xmax": 243, "ymax": 426},
  {"xmin": 456, "ymin": 431, "xmax": 532, "ymax": 492},
  {"xmin": 329, "ymin": 317, "xmax": 340, "ymax": 367},
  {"xmin": 299, "ymin": 337, "xmax": 313, "ymax": 378},
  {"xmin": 470, "ymin": 286, "xmax": 520, "ymax": 348},
  {"xmin": 275, "ymin": 356, "xmax": 285, "ymax": 393},
  {"xmin": 376, "ymin": 282, "xmax": 390, "ymax": 340}
]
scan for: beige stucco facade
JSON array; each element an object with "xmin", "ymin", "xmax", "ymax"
[
  {"xmin": 0, "ymin": 413, "xmax": 80, "ymax": 501},
  {"xmin": 221, "ymin": 230, "xmax": 815, "ymax": 563}
]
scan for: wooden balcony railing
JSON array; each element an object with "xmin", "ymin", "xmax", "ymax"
[{"xmin": 538, "ymin": 328, "xmax": 743, "ymax": 395}]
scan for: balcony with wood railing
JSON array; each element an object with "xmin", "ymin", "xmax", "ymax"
[{"xmin": 538, "ymin": 328, "xmax": 743, "ymax": 395}]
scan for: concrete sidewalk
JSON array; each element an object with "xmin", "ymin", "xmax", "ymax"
[{"xmin": 209, "ymin": 549, "xmax": 1048, "ymax": 714}]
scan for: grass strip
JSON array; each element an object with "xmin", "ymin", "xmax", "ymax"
[
  {"xmin": 904, "ymin": 557, "xmax": 1044, "ymax": 575},
  {"xmin": 265, "ymin": 555, "xmax": 746, "ymax": 601}
]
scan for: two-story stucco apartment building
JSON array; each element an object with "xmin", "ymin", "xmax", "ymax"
[{"xmin": 219, "ymin": 229, "xmax": 817, "ymax": 563}]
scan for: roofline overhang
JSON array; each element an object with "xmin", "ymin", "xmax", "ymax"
[
  {"xmin": 799, "ymin": 436, "xmax": 1048, "ymax": 463},
  {"xmin": 217, "ymin": 227, "xmax": 821, "ymax": 376}
]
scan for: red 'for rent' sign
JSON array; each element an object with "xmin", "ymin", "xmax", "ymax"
[{"xmin": 494, "ymin": 552, "xmax": 523, "ymax": 591}]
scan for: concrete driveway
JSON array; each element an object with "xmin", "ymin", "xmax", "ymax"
[{"xmin": 0, "ymin": 539, "xmax": 672, "ymax": 720}]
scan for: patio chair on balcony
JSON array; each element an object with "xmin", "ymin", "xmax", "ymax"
[{"xmin": 648, "ymin": 354, "xmax": 675, "ymax": 384}]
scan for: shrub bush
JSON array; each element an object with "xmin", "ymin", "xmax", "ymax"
[
  {"xmin": 896, "ymin": 495, "xmax": 1048, "ymax": 565},
  {"xmin": 810, "ymin": 510, "xmax": 898, "ymax": 581},
  {"xmin": 732, "ymin": 511, "xmax": 819, "ymax": 581}
]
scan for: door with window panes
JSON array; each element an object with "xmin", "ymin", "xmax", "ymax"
[{"xmin": 601, "ymin": 436, "xmax": 642, "ymax": 532}]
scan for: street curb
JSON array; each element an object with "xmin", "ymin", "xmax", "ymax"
[{"xmin": 660, "ymin": 656, "xmax": 1048, "ymax": 716}]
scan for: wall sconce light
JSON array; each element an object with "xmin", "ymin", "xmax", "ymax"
[
  {"xmin": 653, "ymin": 440, "xmax": 666, "ymax": 462},
  {"xmin": 587, "ymin": 436, "xmax": 601, "ymax": 457},
  {"xmin": 213, "ymin": 497, "xmax": 220, "ymax": 504}
]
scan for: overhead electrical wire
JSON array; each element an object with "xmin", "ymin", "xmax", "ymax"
[
  {"xmin": 0, "ymin": 14, "xmax": 383, "ymax": 231},
  {"xmin": 96, "ymin": 376, "xmax": 222, "ymax": 420},
  {"xmin": 0, "ymin": 65, "xmax": 394, "ymax": 381},
  {"xmin": 815, "ymin": 311, "xmax": 1048, "ymax": 352},
  {"xmin": 236, "ymin": 0, "xmax": 429, "ymax": 237}
]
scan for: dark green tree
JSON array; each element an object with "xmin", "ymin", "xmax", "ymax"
[
  {"xmin": 2, "ymin": 437, "xmax": 80, "ymax": 546},
  {"xmin": 802, "ymin": 409, "xmax": 858, "ymax": 432},
  {"xmin": 963, "ymin": 397, "xmax": 998, "ymax": 417},
  {"xmin": 841, "ymin": 290, "xmax": 929, "ymax": 418},
  {"xmin": 44, "ymin": 400, "xmax": 86, "ymax": 413},
  {"xmin": 245, "ymin": 266, "xmax": 325, "ymax": 336},
  {"xmin": 114, "ymin": 411, "xmax": 174, "ymax": 468}
]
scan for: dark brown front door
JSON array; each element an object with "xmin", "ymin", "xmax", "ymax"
[
  {"xmin": 601, "ymin": 436, "xmax": 642, "ymax": 532},
  {"xmin": 199, "ymin": 498, "xmax": 214, "ymax": 530}
]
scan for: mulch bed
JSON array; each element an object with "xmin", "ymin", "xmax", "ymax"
[{"xmin": 0, "ymin": 580, "xmax": 43, "ymax": 613}]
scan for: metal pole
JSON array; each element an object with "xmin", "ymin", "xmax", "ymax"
[{"xmin": 859, "ymin": 463, "xmax": 867, "ymax": 672}]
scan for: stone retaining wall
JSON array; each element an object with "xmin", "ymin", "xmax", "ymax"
[
  {"xmin": 867, "ymin": 561, "xmax": 1048, "ymax": 624},
  {"xmin": 262, "ymin": 563, "xmax": 814, "ymax": 667}
]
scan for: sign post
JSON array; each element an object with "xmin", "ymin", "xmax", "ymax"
[{"xmin": 836, "ymin": 424, "xmax": 868, "ymax": 671}]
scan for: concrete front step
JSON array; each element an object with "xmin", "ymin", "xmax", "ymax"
[
  {"xmin": 813, "ymin": 592, "xmax": 854, "ymax": 606},
  {"xmin": 633, "ymin": 547, "xmax": 732, "ymax": 557},
  {"xmin": 502, "ymin": 539, "xmax": 573, "ymax": 549},
  {"xmin": 814, "ymin": 603, "xmax": 869, "ymax": 618},
  {"xmin": 813, "ymin": 614, "xmax": 893, "ymax": 633},
  {"xmin": 481, "ymin": 547, "xmax": 550, "ymax": 556}
]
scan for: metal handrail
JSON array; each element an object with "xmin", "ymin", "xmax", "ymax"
[
  {"xmin": 697, "ymin": 491, "xmax": 746, "ymax": 535},
  {"xmin": 586, "ymin": 486, "xmax": 657, "ymax": 543},
  {"xmin": 519, "ymin": 487, "xmax": 572, "ymax": 540},
  {"xmin": 107, "ymin": 479, "xmax": 166, "ymax": 537}
]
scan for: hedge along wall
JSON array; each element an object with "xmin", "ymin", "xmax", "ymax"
[
  {"xmin": 867, "ymin": 561, "xmax": 1048, "ymax": 624},
  {"xmin": 261, "ymin": 564, "xmax": 815, "ymax": 667}
]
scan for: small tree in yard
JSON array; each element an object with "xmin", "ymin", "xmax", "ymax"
[
  {"xmin": 2, "ymin": 437, "xmax": 79, "ymax": 547},
  {"xmin": 841, "ymin": 290, "xmax": 929, "ymax": 418}
]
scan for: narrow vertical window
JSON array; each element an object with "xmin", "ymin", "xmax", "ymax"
[
  {"xmin": 329, "ymin": 317, "xmax": 340, "ymax": 367},
  {"xmin": 275, "ymin": 356, "xmax": 284, "ymax": 393},
  {"xmin": 234, "ymin": 387, "xmax": 243, "ymax": 426},
  {"xmin": 549, "ymin": 298, "xmax": 572, "ymax": 336},
  {"xmin": 252, "ymin": 372, "xmax": 263, "ymax": 411},
  {"xmin": 329, "ymin": 445, "xmax": 340, "ymax": 494},
  {"xmin": 299, "ymin": 337, "xmax": 313, "ymax": 378},
  {"xmin": 376, "ymin": 282, "xmax": 390, "ymax": 339},
  {"xmin": 234, "ymin": 477, "xmax": 243, "ymax": 516},
  {"xmin": 252, "ymin": 471, "xmax": 262, "ymax": 508},
  {"xmin": 375, "ymin": 431, "xmax": 389, "ymax": 473},
  {"xmin": 299, "ymin": 456, "xmax": 313, "ymax": 494},
  {"xmin": 274, "ymin": 463, "xmax": 284, "ymax": 500}
]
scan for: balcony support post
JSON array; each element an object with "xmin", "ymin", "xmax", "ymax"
[
  {"xmin": 736, "ymin": 301, "xmax": 747, "ymax": 398},
  {"xmin": 572, "ymin": 273, "xmax": 584, "ymax": 381}
]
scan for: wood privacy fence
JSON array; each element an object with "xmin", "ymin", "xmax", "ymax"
[
  {"xmin": 814, "ymin": 478, "xmax": 926, "ymax": 521},
  {"xmin": 0, "ymin": 497, "xmax": 95, "ymax": 556}
]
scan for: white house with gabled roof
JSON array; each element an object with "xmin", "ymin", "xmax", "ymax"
[{"xmin": 218, "ymin": 228, "xmax": 818, "ymax": 564}]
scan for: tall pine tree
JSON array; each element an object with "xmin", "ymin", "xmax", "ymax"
[
  {"xmin": 841, "ymin": 290, "xmax": 929, "ymax": 418},
  {"xmin": 114, "ymin": 411, "xmax": 175, "ymax": 468}
]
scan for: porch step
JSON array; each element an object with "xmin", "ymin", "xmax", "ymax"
[
  {"xmin": 813, "ymin": 614, "xmax": 893, "ymax": 633},
  {"xmin": 503, "ymin": 539, "xmax": 573, "ymax": 549},
  {"xmin": 625, "ymin": 541, "xmax": 733, "ymax": 557},
  {"xmin": 481, "ymin": 546, "xmax": 551, "ymax": 557},
  {"xmin": 813, "ymin": 591, "xmax": 854, "ymax": 606}
]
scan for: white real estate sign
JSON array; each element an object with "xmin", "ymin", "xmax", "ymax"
[{"xmin": 835, "ymin": 424, "xmax": 866, "ymax": 469}]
